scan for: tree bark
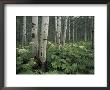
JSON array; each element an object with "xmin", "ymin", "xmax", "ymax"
[
  {"xmin": 62, "ymin": 16, "xmax": 68, "ymax": 46},
  {"xmin": 84, "ymin": 18, "xmax": 87, "ymax": 42},
  {"xmin": 75, "ymin": 24, "xmax": 77, "ymax": 42},
  {"xmin": 68, "ymin": 17, "xmax": 71, "ymax": 42},
  {"xmin": 91, "ymin": 16, "xmax": 94, "ymax": 49},
  {"xmin": 32, "ymin": 16, "xmax": 38, "ymax": 57},
  {"xmin": 57, "ymin": 16, "xmax": 62, "ymax": 49},
  {"xmin": 39, "ymin": 16, "xmax": 49, "ymax": 71},
  {"xmin": 55, "ymin": 16, "xmax": 57, "ymax": 44},
  {"xmin": 72, "ymin": 17, "xmax": 75, "ymax": 42},
  {"xmin": 22, "ymin": 16, "xmax": 26, "ymax": 46}
]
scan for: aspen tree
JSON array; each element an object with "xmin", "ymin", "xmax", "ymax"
[
  {"xmin": 68, "ymin": 17, "xmax": 71, "ymax": 42},
  {"xmin": 55, "ymin": 16, "xmax": 57, "ymax": 44},
  {"xmin": 85, "ymin": 17, "xmax": 87, "ymax": 41},
  {"xmin": 22, "ymin": 16, "xmax": 26, "ymax": 46},
  {"xmin": 57, "ymin": 16, "xmax": 62, "ymax": 49},
  {"xmin": 32, "ymin": 16, "xmax": 38, "ymax": 56},
  {"xmin": 72, "ymin": 17, "xmax": 75, "ymax": 42},
  {"xmin": 39, "ymin": 16, "xmax": 49, "ymax": 70},
  {"xmin": 62, "ymin": 16, "xmax": 68, "ymax": 46},
  {"xmin": 75, "ymin": 23, "xmax": 77, "ymax": 42},
  {"xmin": 90, "ymin": 16, "xmax": 94, "ymax": 41}
]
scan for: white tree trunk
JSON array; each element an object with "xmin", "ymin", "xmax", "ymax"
[
  {"xmin": 62, "ymin": 16, "xmax": 68, "ymax": 46},
  {"xmin": 22, "ymin": 16, "xmax": 26, "ymax": 46},
  {"xmin": 91, "ymin": 17, "xmax": 94, "ymax": 41},
  {"xmin": 39, "ymin": 16, "xmax": 49, "ymax": 63},
  {"xmin": 73, "ymin": 20, "xmax": 75, "ymax": 42},
  {"xmin": 91, "ymin": 21, "xmax": 92, "ymax": 41},
  {"xmin": 32, "ymin": 16, "xmax": 38, "ymax": 57},
  {"xmin": 85, "ymin": 18, "xmax": 87, "ymax": 41},
  {"xmin": 68, "ymin": 17, "xmax": 70, "ymax": 42},
  {"xmin": 75, "ymin": 26, "xmax": 77, "ymax": 41},
  {"xmin": 57, "ymin": 16, "xmax": 62, "ymax": 49},
  {"xmin": 55, "ymin": 16, "xmax": 57, "ymax": 44}
]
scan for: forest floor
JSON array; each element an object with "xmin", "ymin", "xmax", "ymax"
[{"xmin": 16, "ymin": 41, "xmax": 94, "ymax": 74}]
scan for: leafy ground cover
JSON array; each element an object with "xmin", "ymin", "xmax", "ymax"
[{"xmin": 16, "ymin": 41, "xmax": 94, "ymax": 74}]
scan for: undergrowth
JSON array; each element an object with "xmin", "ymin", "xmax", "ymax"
[{"xmin": 16, "ymin": 41, "xmax": 94, "ymax": 74}]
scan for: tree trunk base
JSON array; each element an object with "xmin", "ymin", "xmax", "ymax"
[{"xmin": 41, "ymin": 62, "xmax": 47, "ymax": 72}]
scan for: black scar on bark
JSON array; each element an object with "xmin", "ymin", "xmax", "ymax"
[
  {"xmin": 41, "ymin": 52, "xmax": 42, "ymax": 56},
  {"xmin": 32, "ymin": 23, "xmax": 36, "ymax": 28},
  {"xmin": 32, "ymin": 33, "xmax": 35, "ymax": 38},
  {"xmin": 43, "ymin": 39, "xmax": 47, "ymax": 40}
]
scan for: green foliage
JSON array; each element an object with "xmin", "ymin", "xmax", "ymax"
[
  {"xmin": 46, "ymin": 41, "xmax": 94, "ymax": 74},
  {"xmin": 16, "ymin": 41, "xmax": 94, "ymax": 74},
  {"xmin": 16, "ymin": 45, "xmax": 35, "ymax": 74}
]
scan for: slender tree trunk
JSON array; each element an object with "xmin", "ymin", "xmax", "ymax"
[
  {"xmin": 91, "ymin": 16, "xmax": 94, "ymax": 49},
  {"xmin": 90, "ymin": 17, "xmax": 93, "ymax": 41},
  {"xmin": 62, "ymin": 16, "xmax": 68, "ymax": 46},
  {"xmin": 68, "ymin": 17, "xmax": 70, "ymax": 42},
  {"xmin": 32, "ymin": 16, "xmax": 38, "ymax": 57},
  {"xmin": 39, "ymin": 16, "xmax": 49, "ymax": 71},
  {"xmin": 22, "ymin": 16, "xmax": 26, "ymax": 46},
  {"xmin": 75, "ymin": 25, "xmax": 77, "ymax": 42},
  {"xmin": 84, "ymin": 18, "xmax": 87, "ymax": 42},
  {"xmin": 73, "ymin": 18, "xmax": 75, "ymax": 42},
  {"xmin": 17, "ymin": 18, "xmax": 21, "ymax": 45},
  {"xmin": 55, "ymin": 16, "xmax": 57, "ymax": 44},
  {"xmin": 90, "ymin": 21, "xmax": 92, "ymax": 41},
  {"xmin": 57, "ymin": 16, "xmax": 62, "ymax": 49}
]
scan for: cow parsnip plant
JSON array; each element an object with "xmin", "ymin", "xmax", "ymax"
[{"xmin": 16, "ymin": 41, "xmax": 94, "ymax": 74}]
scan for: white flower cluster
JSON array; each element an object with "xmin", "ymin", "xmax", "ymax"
[{"xmin": 18, "ymin": 48, "xmax": 28, "ymax": 54}]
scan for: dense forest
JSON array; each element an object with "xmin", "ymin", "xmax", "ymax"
[{"xmin": 16, "ymin": 16, "xmax": 94, "ymax": 74}]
